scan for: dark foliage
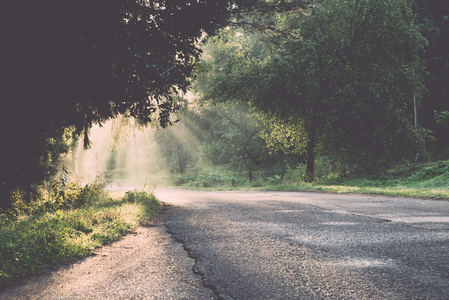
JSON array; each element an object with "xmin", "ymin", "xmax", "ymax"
[
  {"xmin": 413, "ymin": 0, "xmax": 449, "ymax": 152},
  {"xmin": 0, "ymin": 0, "xmax": 230, "ymax": 207}
]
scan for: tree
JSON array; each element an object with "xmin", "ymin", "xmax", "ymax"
[
  {"xmin": 200, "ymin": 103, "xmax": 267, "ymax": 182},
  {"xmin": 154, "ymin": 103, "xmax": 273, "ymax": 182},
  {"xmin": 0, "ymin": 0, "xmax": 230, "ymax": 207},
  {"xmin": 202, "ymin": 0, "xmax": 426, "ymax": 181},
  {"xmin": 153, "ymin": 112, "xmax": 198, "ymax": 175}
]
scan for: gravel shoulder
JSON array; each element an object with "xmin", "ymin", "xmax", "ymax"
[{"xmin": 0, "ymin": 216, "xmax": 215, "ymax": 299}]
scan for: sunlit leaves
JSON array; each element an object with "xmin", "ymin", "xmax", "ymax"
[{"xmin": 199, "ymin": 0, "xmax": 426, "ymax": 179}]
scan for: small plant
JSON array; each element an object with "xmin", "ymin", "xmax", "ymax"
[
  {"xmin": 266, "ymin": 175, "xmax": 282, "ymax": 185},
  {"xmin": 169, "ymin": 167, "xmax": 249, "ymax": 189}
]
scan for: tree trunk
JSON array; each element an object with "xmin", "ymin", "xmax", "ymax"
[
  {"xmin": 243, "ymin": 146, "xmax": 253, "ymax": 182},
  {"xmin": 176, "ymin": 142, "xmax": 187, "ymax": 174},
  {"xmin": 305, "ymin": 129, "xmax": 316, "ymax": 183}
]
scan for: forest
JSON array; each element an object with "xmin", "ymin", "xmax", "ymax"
[
  {"xmin": 2, "ymin": 0, "xmax": 449, "ymax": 287},
  {"xmin": 1, "ymin": 0, "xmax": 449, "ymax": 209}
]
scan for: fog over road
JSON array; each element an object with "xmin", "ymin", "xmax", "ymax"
[{"xmin": 155, "ymin": 189, "xmax": 449, "ymax": 299}]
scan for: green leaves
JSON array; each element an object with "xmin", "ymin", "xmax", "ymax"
[{"xmin": 198, "ymin": 0, "xmax": 426, "ymax": 179}]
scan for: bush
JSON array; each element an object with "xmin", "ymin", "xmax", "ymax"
[
  {"xmin": 266, "ymin": 175, "xmax": 282, "ymax": 185},
  {"xmin": 284, "ymin": 157, "xmax": 346, "ymax": 183},
  {"xmin": 408, "ymin": 161, "xmax": 449, "ymax": 182},
  {"xmin": 5, "ymin": 182, "xmax": 105, "ymax": 220},
  {"xmin": 169, "ymin": 167, "xmax": 248, "ymax": 188}
]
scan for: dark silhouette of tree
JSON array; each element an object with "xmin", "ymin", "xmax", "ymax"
[{"xmin": 0, "ymin": 0, "xmax": 230, "ymax": 207}]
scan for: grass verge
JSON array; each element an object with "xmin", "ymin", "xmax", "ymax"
[
  {"xmin": 264, "ymin": 161, "xmax": 449, "ymax": 199},
  {"xmin": 0, "ymin": 187, "xmax": 160, "ymax": 289},
  {"xmin": 264, "ymin": 182, "xmax": 449, "ymax": 199},
  {"xmin": 170, "ymin": 160, "xmax": 449, "ymax": 199}
]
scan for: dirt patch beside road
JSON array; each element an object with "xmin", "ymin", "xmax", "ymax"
[{"xmin": 0, "ymin": 221, "xmax": 215, "ymax": 299}]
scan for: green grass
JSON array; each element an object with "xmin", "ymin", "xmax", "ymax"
[
  {"xmin": 265, "ymin": 182, "xmax": 449, "ymax": 199},
  {"xmin": 170, "ymin": 160, "xmax": 449, "ymax": 199},
  {"xmin": 265, "ymin": 161, "xmax": 449, "ymax": 199},
  {"xmin": 0, "ymin": 187, "xmax": 160, "ymax": 289},
  {"xmin": 170, "ymin": 167, "xmax": 248, "ymax": 189}
]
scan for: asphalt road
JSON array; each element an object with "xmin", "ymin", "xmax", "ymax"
[
  {"xmin": 154, "ymin": 189, "xmax": 449, "ymax": 299},
  {"xmin": 3, "ymin": 189, "xmax": 449, "ymax": 299}
]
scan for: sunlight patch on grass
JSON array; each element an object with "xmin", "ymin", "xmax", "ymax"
[
  {"xmin": 266, "ymin": 183, "xmax": 449, "ymax": 199},
  {"xmin": 0, "ymin": 188, "xmax": 160, "ymax": 289},
  {"xmin": 262, "ymin": 161, "xmax": 449, "ymax": 199}
]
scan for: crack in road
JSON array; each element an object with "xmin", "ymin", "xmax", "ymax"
[
  {"xmin": 164, "ymin": 224, "xmax": 236, "ymax": 300},
  {"xmin": 153, "ymin": 189, "xmax": 449, "ymax": 299}
]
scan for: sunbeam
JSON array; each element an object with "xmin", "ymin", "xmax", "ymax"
[{"xmin": 63, "ymin": 117, "xmax": 170, "ymax": 190}]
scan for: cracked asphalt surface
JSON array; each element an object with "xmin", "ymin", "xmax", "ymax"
[
  {"xmin": 156, "ymin": 189, "xmax": 449, "ymax": 299},
  {"xmin": 2, "ymin": 189, "xmax": 449, "ymax": 299}
]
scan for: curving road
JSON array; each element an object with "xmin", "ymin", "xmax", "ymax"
[
  {"xmin": 2, "ymin": 189, "xmax": 449, "ymax": 299},
  {"xmin": 155, "ymin": 189, "xmax": 449, "ymax": 299}
]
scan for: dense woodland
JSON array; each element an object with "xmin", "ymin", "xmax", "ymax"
[{"xmin": 1, "ymin": 0, "xmax": 448, "ymax": 208}]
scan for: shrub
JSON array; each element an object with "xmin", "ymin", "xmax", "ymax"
[{"xmin": 266, "ymin": 175, "xmax": 282, "ymax": 185}]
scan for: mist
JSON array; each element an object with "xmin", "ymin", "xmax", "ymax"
[{"xmin": 63, "ymin": 117, "xmax": 171, "ymax": 191}]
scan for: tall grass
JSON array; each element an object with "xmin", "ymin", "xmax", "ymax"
[{"xmin": 0, "ymin": 185, "xmax": 160, "ymax": 289}]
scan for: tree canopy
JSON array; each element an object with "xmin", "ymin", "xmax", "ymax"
[
  {"xmin": 1, "ymin": 0, "xmax": 446, "ymax": 206},
  {"xmin": 0, "ymin": 0, "xmax": 230, "ymax": 206},
  {"xmin": 200, "ymin": 0, "xmax": 426, "ymax": 181}
]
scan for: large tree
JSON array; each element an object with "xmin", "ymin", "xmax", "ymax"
[
  {"xmin": 202, "ymin": 0, "xmax": 426, "ymax": 181},
  {"xmin": 0, "ymin": 0, "xmax": 230, "ymax": 207}
]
